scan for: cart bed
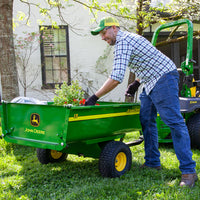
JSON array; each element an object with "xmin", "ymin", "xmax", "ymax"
[{"xmin": 1, "ymin": 101, "xmax": 141, "ymax": 154}]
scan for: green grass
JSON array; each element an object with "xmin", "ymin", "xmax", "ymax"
[{"xmin": 0, "ymin": 130, "xmax": 200, "ymax": 200}]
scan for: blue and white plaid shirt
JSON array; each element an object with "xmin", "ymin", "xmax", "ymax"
[{"xmin": 110, "ymin": 30, "xmax": 177, "ymax": 95}]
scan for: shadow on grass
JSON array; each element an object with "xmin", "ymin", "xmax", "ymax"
[{"xmin": 2, "ymin": 142, "xmax": 199, "ymax": 199}]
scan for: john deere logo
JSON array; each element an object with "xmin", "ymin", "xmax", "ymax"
[{"xmin": 31, "ymin": 113, "xmax": 40, "ymax": 127}]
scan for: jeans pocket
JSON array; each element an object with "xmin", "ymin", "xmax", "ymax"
[{"xmin": 150, "ymin": 74, "xmax": 180, "ymax": 113}]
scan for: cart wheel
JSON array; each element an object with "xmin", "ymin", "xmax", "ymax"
[
  {"xmin": 186, "ymin": 113, "xmax": 200, "ymax": 149},
  {"xmin": 36, "ymin": 148, "xmax": 68, "ymax": 164},
  {"xmin": 99, "ymin": 141, "xmax": 132, "ymax": 178}
]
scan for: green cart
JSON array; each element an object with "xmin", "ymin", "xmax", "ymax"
[{"xmin": 1, "ymin": 101, "xmax": 143, "ymax": 178}]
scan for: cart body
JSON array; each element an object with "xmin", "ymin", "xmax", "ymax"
[{"xmin": 1, "ymin": 101, "xmax": 141, "ymax": 158}]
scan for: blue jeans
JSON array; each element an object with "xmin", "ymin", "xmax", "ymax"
[{"xmin": 139, "ymin": 70, "xmax": 196, "ymax": 174}]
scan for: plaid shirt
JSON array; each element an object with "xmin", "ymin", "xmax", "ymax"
[{"xmin": 110, "ymin": 30, "xmax": 177, "ymax": 95}]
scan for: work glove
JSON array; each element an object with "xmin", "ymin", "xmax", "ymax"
[
  {"xmin": 85, "ymin": 94, "xmax": 99, "ymax": 105},
  {"xmin": 125, "ymin": 80, "xmax": 140, "ymax": 97}
]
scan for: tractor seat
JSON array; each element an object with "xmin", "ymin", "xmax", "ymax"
[{"xmin": 179, "ymin": 97, "xmax": 200, "ymax": 113}]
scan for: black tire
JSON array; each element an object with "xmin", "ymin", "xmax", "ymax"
[
  {"xmin": 186, "ymin": 113, "xmax": 200, "ymax": 149},
  {"xmin": 99, "ymin": 141, "xmax": 132, "ymax": 178},
  {"xmin": 36, "ymin": 148, "xmax": 68, "ymax": 164}
]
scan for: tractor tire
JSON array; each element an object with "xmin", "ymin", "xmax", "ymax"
[
  {"xmin": 99, "ymin": 141, "xmax": 132, "ymax": 178},
  {"xmin": 36, "ymin": 148, "xmax": 67, "ymax": 164},
  {"xmin": 186, "ymin": 113, "xmax": 200, "ymax": 149}
]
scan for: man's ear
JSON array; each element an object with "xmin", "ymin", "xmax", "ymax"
[
  {"xmin": 112, "ymin": 25, "xmax": 118, "ymax": 34},
  {"xmin": 112, "ymin": 25, "xmax": 117, "ymax": 30}
]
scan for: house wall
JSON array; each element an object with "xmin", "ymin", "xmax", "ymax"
[
  {"xmin": 13, "ymin": 0, "xmax": 130, "ymax": 102},
  {"xmin": 12, "ymin": 1, "xmax": 200, "ymax": 103}
]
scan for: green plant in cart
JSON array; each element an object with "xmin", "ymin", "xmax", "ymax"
[{"xmin": 54, "ymin": 81, "xmax": 85, "ymax": 106}]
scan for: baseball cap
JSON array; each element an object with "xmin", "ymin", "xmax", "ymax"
[{"xmin": 91, "ymin": 17, "xmax": 120, "ymax": 36}]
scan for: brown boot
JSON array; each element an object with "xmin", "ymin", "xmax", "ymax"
[{"xmin": 180, "ymin": 173, "xmax": 198, "ymax": 187}]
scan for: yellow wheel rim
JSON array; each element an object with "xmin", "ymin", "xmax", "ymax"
[
  {"xmin": 115, "ymin": 152, "xmax": 127, "ymax": 172},
  {"xmin": 50, "ymin": 150, "xmax": 63, "ymax": 159}
]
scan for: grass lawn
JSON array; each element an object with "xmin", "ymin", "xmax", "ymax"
[{"xmin": 0, "ymin": 129, "xmax": 200, "ymax": 200}]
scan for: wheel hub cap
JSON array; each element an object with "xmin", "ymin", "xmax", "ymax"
[{"xmin": 115, "ymin": 152, "xmax": 127, "ymax": 172}]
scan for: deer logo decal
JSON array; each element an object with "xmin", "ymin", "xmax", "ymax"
[{"xmin": 31, "ymin": 113, "xmax": 40, "ymax": 127}]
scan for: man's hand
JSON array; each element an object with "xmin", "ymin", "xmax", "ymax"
[
  {"xmin": 85, "ymin": 94, "xmax": 99, "ymax": 105},
  {"xmin": 125, "ymin": 80, "xmax": 140, "ymax": 97}
]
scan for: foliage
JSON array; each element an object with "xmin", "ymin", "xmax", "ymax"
[
  {"xmin": 53, "ymin": 80, "xmax": 85, "ymax": 106},
  {"xmin": 14, "ymin": 0, "xmax": 198, "ymax": 35},
  {"xmin": 14, "ymin": 32, "xmax": 40, "ymax": 53},
  {"xmin": 170, "ymin": 0, "xmax": 200, "ymax": 21},
  {"xmin": 73, "ymin": 0, "xmax": 200, "ymax": 34},
  {"xmin": 14, "ymin": 31, "xmax": 41, "ymax": 96},
  {"xmin": 0, "ymin": 130, "xmax": 200, "ymax": 200}
]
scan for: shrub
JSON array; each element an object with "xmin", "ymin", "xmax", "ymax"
[{"xmin": 53, "ymin": 81, "xmax": 85, "ymax": 106}]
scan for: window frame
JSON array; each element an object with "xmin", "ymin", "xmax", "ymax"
[{"xmin": 40, "ymin": 25, "xmax": 71, "ymax": 89}]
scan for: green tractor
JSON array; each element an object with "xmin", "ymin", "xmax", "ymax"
[{"xmin": 154, "ymin": 19, "xmax": 200, "ymax": 149}]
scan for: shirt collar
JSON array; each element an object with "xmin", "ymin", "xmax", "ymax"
[{"xmin": 116, "ymin": 29, "xmax": 124, "ymax": 43}]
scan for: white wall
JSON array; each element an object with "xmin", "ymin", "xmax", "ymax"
[{"xmin": 13, "ymin": 0, "xmax": 131, "ymax": 102}]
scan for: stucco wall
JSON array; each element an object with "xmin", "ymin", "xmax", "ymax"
[{"xmin": 13, "ymin": 0, "xmax": 130, "ymax": 102}]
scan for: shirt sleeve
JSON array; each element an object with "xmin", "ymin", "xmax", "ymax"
[{"xmin": 110, "ymin": 41, "xmax": 132, "ymax": 83}]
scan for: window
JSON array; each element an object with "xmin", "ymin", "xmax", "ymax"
[{"xmin": 40, "ymin": 26, "xmax": 71, "ymax": 89}]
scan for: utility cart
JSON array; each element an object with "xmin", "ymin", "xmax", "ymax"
[{"xmin": 1, "ymin": 101, "xmax": 143, "ymax": 178}]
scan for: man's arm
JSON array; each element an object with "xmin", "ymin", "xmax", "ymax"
[
  {"xmin": 95, "ymin": 78, "xmax": 120, "ymax": 98},
  {"xmin": 85, "ymin": 78, "xmax": 120, "ymax": 105}
]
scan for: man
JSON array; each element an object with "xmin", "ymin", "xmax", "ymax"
[{"xmin": 85, "ymin": 16, "xmax": 198, "ymax": 187}]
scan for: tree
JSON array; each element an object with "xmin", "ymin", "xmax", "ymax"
[
  {"xmin": 0, "ymin": 0, "xmax": 19, "ymax": 101},
  {"xmin": 14, "ymin": 32, "xmax": 40, "ymax": 97}
]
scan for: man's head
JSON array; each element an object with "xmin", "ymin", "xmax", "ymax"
[{"xmin": 91, "ymin": 17, "xmax": 120, "ymax": 46}]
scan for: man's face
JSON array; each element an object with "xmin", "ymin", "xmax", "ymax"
[{"xmin": 100, "ymin": 26, "xmax": 117, "ymax": 46}]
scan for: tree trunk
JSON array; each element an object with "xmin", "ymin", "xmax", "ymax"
[
  {"xmin": 0, "ymin": 0, "xmax": 19, "ymax": 101},
  {"xmin": 126, "ymin": 0, "xmax": 144, "ymax": 102}
]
